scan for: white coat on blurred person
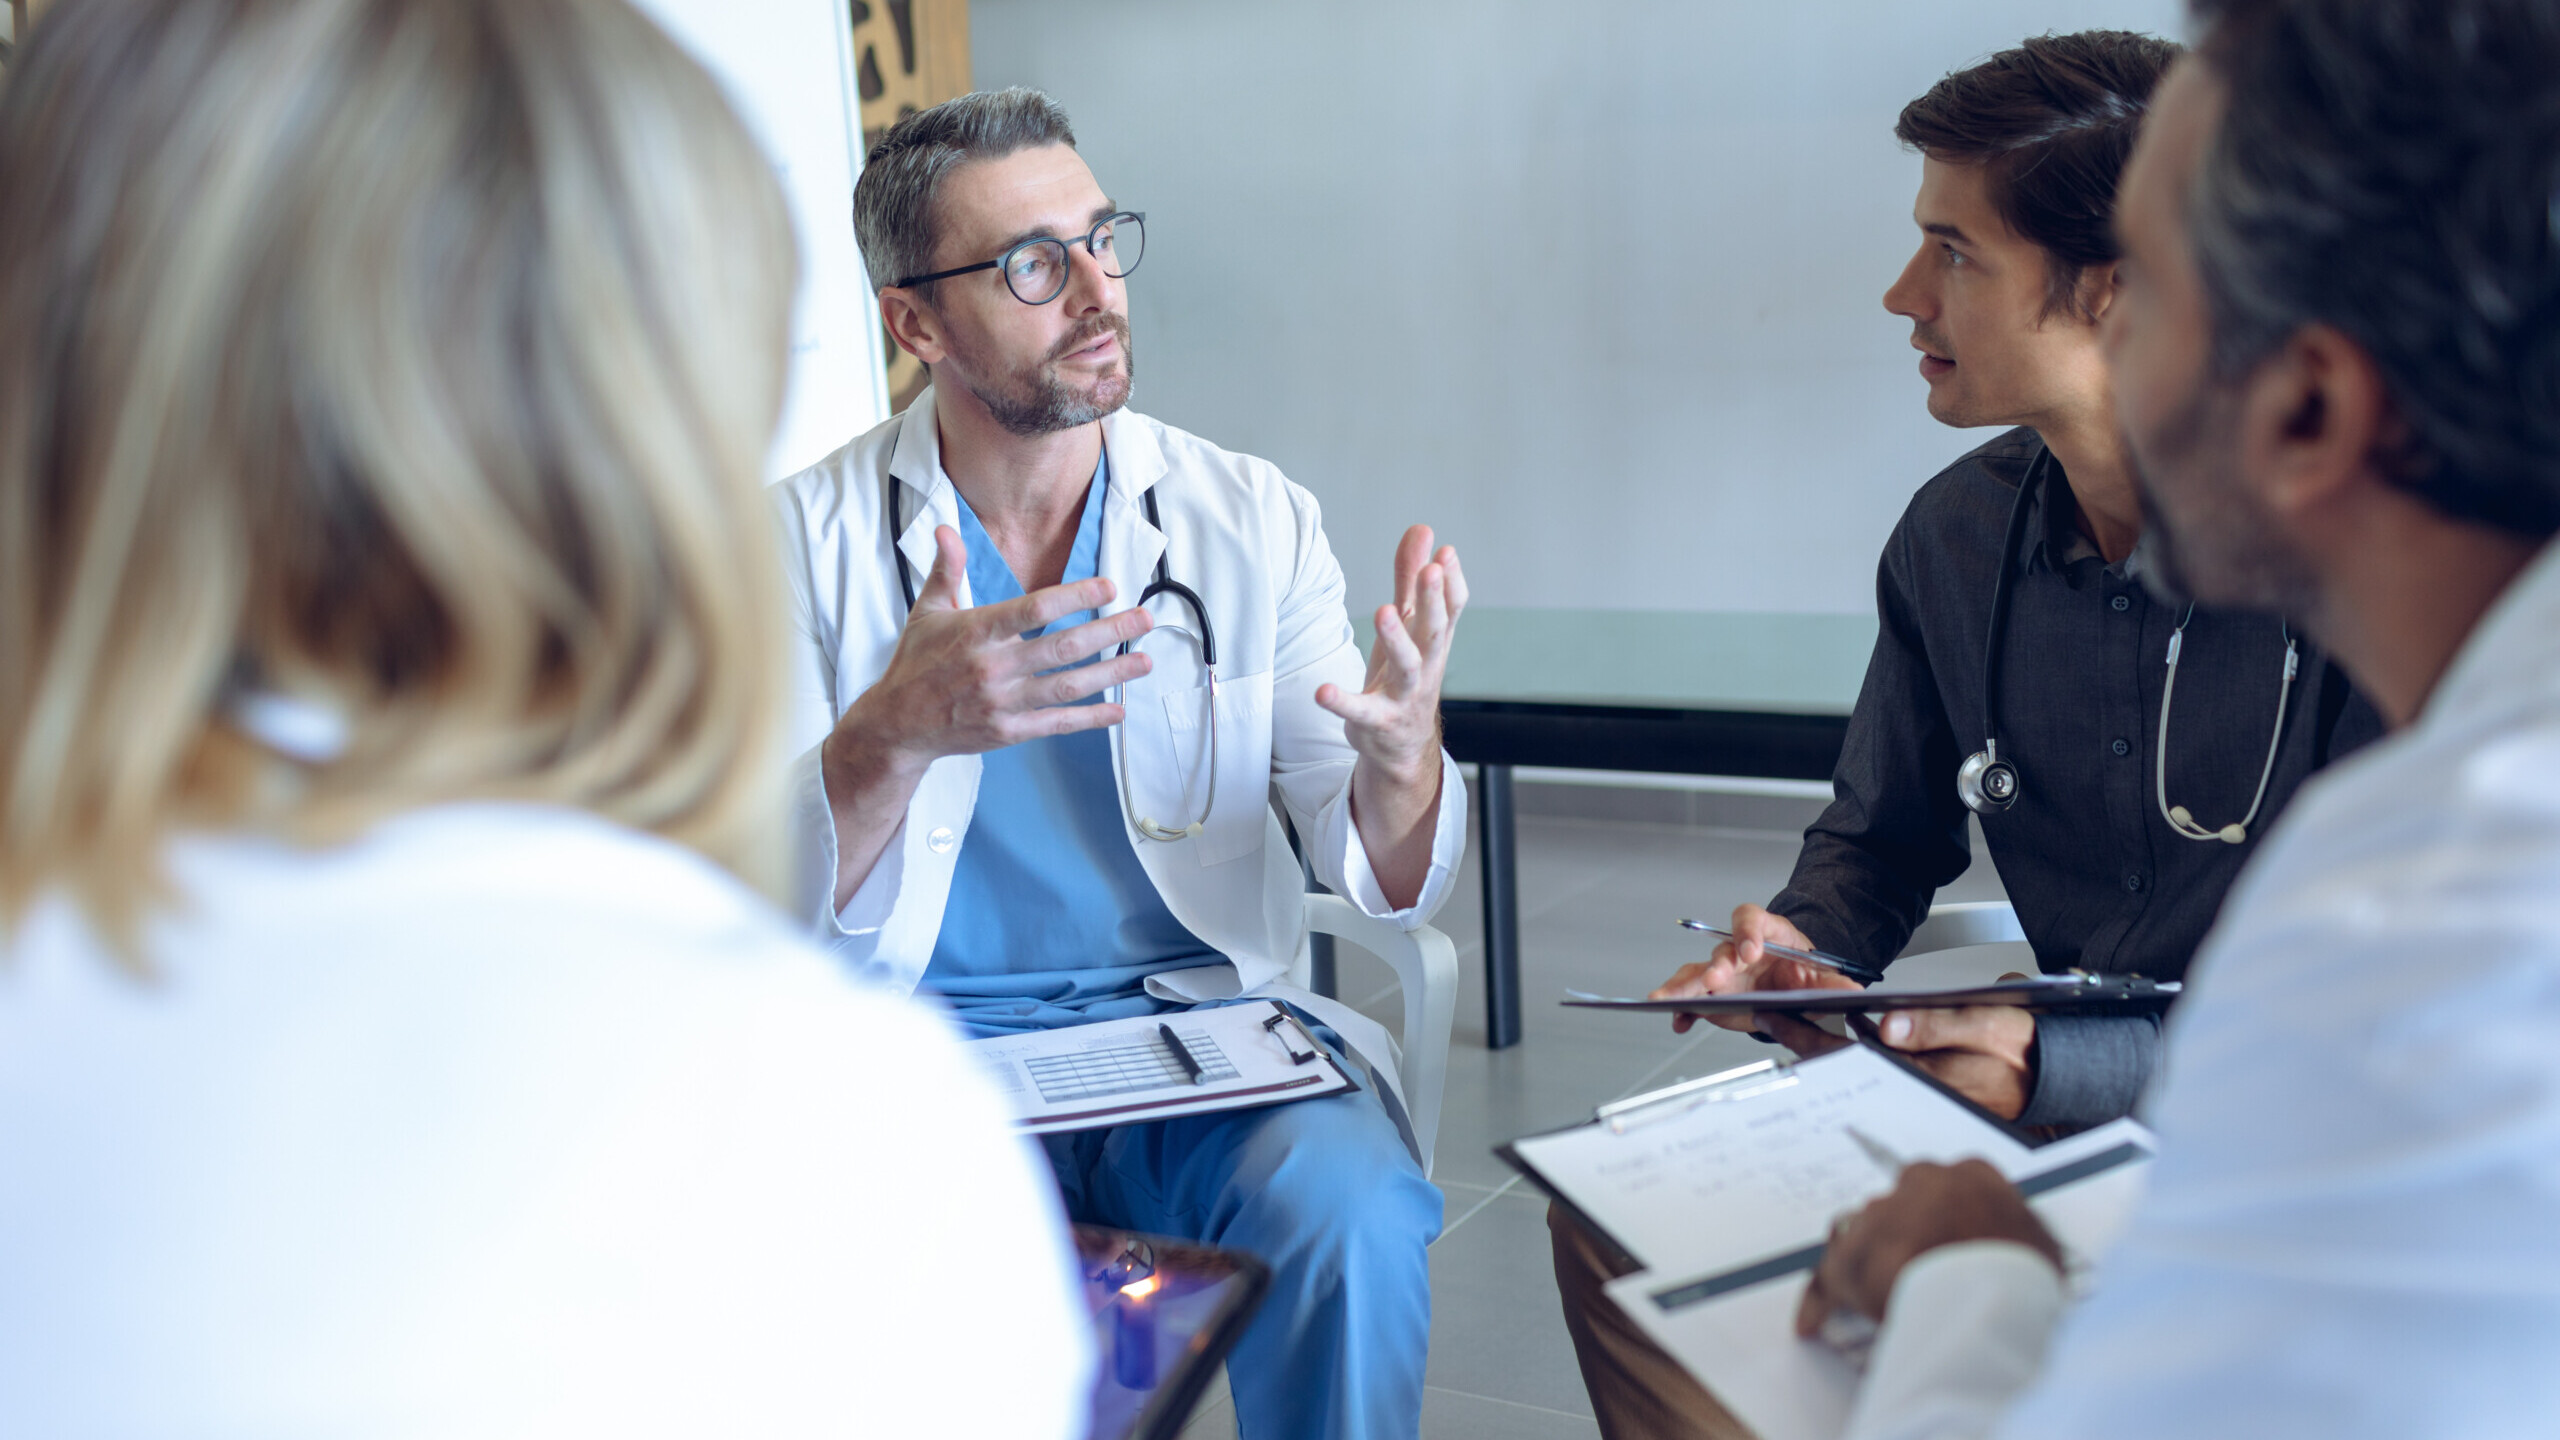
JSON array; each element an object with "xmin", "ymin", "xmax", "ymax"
[{"xmin": 0, "ymin": 3, "xmax": 1086, "ymax": 1436}]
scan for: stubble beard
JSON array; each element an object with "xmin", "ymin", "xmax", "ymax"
[
  {"xmin": 954, "ymin": 311, "xmax": 1137, "ymax": 437},
  {"xmin": 2125, "ymin": 370, "xmax": 2321, "ymax": 619}
]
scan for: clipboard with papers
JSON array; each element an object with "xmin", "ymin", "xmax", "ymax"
[
  {"xmin": 1562, "ymin": 972, "xmax": 2181, "ymax": 1018},
  {"xmin": 969, "ymin": 1001, "xmax": 1359, "ymax": 1136},
  {"xmin": 1496, "ymin": 1042, "xmax": 2156, "ymax": 1440}
]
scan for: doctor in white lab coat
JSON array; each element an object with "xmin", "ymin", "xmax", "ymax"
[
  {"xmin": 775, "ymin": 391, "xmax": 1468, "ymax": 1094},
  {"xmin": 768, "ymin": 90, "xmax": 1465, "ymax": 1440}
]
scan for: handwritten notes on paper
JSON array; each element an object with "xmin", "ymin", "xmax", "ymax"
[{"xmin": 1511, "ymin": 1046, "xmax": 2036, "ymax": 1275}]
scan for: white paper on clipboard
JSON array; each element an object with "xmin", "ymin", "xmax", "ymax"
[
  {"xmin": 1506, "ymin": 1045, "xmax": 2042, "ymax": 1277},
  {"xmin": 1599, "ymin": 1118, "xmax": 2153, "ymax": 1440},
  {"xmin": 968, "ymin": 1001, "xmax": 1357, "ymax": 1136}
]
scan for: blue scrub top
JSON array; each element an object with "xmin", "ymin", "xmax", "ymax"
[{"xmin": 923, "ymin": 450, "xmax": 1221, "ymax": 1036}]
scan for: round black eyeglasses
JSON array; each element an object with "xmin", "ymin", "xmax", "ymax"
[{"xmin": 891, "ymin": 211, "xmax": 1146, "ymax": 305}]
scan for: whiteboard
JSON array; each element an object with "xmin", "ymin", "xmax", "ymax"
[{"xmin": 632, "ymin": 0, "xmax": 890, "ymax": 479}]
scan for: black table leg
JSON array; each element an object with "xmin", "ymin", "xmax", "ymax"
[{"xmin": 1479, "ymin": 763, "xmax": 1522, "ymax": 1049}]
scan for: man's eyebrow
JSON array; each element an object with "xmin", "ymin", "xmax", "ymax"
[
  {"xmin": 985, "ymin": 204, "xmax": 1122, "ymax": 256},
  {"xmin": 1922, "ymin": 222, "xmax": 1975, "ymax": 244}
]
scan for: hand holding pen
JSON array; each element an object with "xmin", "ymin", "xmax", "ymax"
[
  {"xmin": 1795, "ymin": 1143, "xmax": 2063, "ymax": 1343},
  {"xmin": 1647, "ymin": 903, "xmax": 1876, "ymax": 1035}
]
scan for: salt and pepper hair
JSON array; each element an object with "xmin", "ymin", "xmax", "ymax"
[
  {"xmin": 1896, "ymin": 31, "xmax": 2183, "ymax": 320},
  {"xmin": 854, "ymin": 86, "xmax": 1078, "ymax": 298},
  {"xmin": 2187, "ymin": 0, "xmax": 2560, "ymax": 539},
  {"xmin": 0, "ymin": 0, "xmax": 802, "ymax": 944}
]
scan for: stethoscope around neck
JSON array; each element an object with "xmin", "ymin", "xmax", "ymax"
[
  {"xmin": 888, "ymin": 473, "xmax": 1220, "ymax": 842},
  {"xmin": 1958, "ymin": 447, "xmax": 2297, "ymax": 845}
]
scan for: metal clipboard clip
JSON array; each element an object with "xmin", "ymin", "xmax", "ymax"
[
  {"xmin": 1593, "ymin": 1058, "xmax": 1800, "ymax": 1134},
  {"xmin": 1262, "ymin": 1007, "xmax": 1324, "ymax": 1066}
]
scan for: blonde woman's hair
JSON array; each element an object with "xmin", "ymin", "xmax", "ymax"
[{"xmin": 0, "ymin": 0, "xmax": 801, "ymax": 946}]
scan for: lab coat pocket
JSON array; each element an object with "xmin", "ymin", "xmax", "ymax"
[{"xmin": 1152, "ymin": 670, "xmax": 1274, "ymax": 868}]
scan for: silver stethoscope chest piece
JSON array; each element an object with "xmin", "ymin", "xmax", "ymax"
[{"xmin": 1956, "ymin": 741, "xmax": 2021, "ymax": 813}]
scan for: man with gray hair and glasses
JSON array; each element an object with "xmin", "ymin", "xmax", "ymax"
[
  {"xmin": 1775, "ymin": 1, "xmax": 2560, "ymax": 1435},
  {"xmin": 769, "ymin": 89, "xmax": 1467, "ymax": 1439}
]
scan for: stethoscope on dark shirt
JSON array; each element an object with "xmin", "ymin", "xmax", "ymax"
[
  {"xmin": 887, "ymin": 473, "xmax": 1222, "ymax": 842},
  {"xmin": 1956, "ymin": 448, "xmax": 2297, "ymax": 843}
]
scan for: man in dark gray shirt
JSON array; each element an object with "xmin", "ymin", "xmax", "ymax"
[{"xmin": 1549, "ymin": 31, "xmax": 2380, "ymax": 1440}]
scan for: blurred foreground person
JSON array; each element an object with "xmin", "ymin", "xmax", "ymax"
[
  {"xmin": 0, "ymin": 2, "xmax": 1085, "ymax": 1435},
  {"xmin": 1798, "ymin": 1, "xmax": 2560, "ymax": 1435}
]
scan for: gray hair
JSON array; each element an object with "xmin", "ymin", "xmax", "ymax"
[
  {"xmin": 2186, "ymin": 0, "xmax": 2560, "ymax": 539},
  {"xmin": 854, "ymin": 87, "xmax": 1077, "ymax": 297}
]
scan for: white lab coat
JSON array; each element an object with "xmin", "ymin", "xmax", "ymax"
[
  {"xmin": 1844, "ymin": 536, "xmax": 2560, "ymax": 1440},
  {"xmin": 770, "ymin": 389, "xmax": 1467, "ymax": 1140}
]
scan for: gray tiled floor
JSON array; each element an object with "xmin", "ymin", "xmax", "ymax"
[{"xmin": 1177, "ymin": 785, "xmax": 2011, "ymax": 1438}]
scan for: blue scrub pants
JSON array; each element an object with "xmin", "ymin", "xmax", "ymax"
[{"xmin": 1042, "ymin": 1028, "xmax": 1441, "ymax": 1440}]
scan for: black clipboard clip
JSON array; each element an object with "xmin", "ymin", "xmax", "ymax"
[{"xmin": 1262, "ymin": 1008, "xmax": 1323, "ymax": 1066}]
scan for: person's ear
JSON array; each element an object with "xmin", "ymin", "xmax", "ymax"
[
  {"xmin": 2236, "ymin": 323, "xmax": 2396, "ymax": 525},
  {"xmin": 2076, "ymin": 260, "xmax": 2121, "ymax": 326},
  {"xmin": 879, "ymin": 287, "xmax": 949, "ymax": 367}
]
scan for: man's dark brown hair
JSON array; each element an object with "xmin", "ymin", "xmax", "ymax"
[{"xmin": 1896, "ymin": 31, "xmax": 2182, "ymax": 319}]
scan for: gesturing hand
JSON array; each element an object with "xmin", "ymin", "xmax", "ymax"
[
  {"xmin": 1793, "ymin": 1159, "xmax": 2063, "ymax": 1337},
  {"xmin": 1316, "ymin": 524, "xmax": 1467, "ymax": 780},
  {"xmin": 826, "ymin": 524, "xmax": 1155, "ymax": 785}
]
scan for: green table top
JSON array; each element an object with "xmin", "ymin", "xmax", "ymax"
[{"xmin": 1423, "ymin": 608, "xmax": 1877, "ymax": 717}]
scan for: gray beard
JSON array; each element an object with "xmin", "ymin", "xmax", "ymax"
[
  {"xmin": 2125, "ymin": 376, "xmax": 2320, "ymax": 619},
  {"xmin": 959, "ymin": 315, "xmax": 1137, "ymax": 437}
]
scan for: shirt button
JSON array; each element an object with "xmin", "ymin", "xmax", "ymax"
[
  {"xmin": 927, "ymin": 826, "xmax": 957, "ymax": 854},
  {"xmin": 2112, "ymin": 738, "xmax": 2131, "ymax": 757},
  {"xmin": 2124, "ymin": 872, "xmax": 2146, "ymax": 893},
  {"xmin": 2111, "ymin": 594, "xmax": 2132, "ymax": 613}
]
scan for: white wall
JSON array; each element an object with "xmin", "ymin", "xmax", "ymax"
[
  {"xmin": 633, "ymin": 0, "xmax": 888, "ymax": 478},
  {"xmin": 973, "ymin": 0, "xmax": 2183, "ymax": 616}
]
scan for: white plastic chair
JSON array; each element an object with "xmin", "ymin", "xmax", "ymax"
[
  {"xmin": 1296, "ymin": 894, "xmax": 1459, "ymax": 1177},
  {"xmin": 1895, "ymin": 899, "xmax": 2026, "ymax": 958}
]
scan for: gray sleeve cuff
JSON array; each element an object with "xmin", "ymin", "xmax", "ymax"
[{"xmin": 2017, "ymin": 1013, "xmax": 2160, "ymax": 1128}]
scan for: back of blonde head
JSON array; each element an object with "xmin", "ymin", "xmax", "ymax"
[{"xmin": 0, "ymin": 0, "xmax": 800, "ymax": 945}]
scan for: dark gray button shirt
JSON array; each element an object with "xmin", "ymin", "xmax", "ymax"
[{"xmin": 1769, "ymin": 428, "xmax": 2383, "ymax": 1126}]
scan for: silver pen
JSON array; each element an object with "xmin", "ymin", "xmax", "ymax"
[
  {"xmin": 1844, "ymin": 1125, "xmax": 1908, "ymax": 1177},
  {"xmin": 1675, "ymin": 920, "xmax": 1886, "ymax": 986},
  {"xmin": 1819, "ymin": 1125, "xmax": 1907, "ymax": 1364}
]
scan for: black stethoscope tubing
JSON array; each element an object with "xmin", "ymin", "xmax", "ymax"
[
  {"xmin": 885, "ymin": 467, "xmax": 1223, "ymax": 842},
  {"xmin": 1972, "ymin": 445, "xmax": 2294, "ymax": 842},
  {"xmin": 888, "ymin": 471, "xmax": 1217, "ymax": 668},
  {"xmin": 1976, "ymin": 446, "xmax": 2049, "ymax": 750}
]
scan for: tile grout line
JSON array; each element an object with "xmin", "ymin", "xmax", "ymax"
[
  {"xmin": 1431, "ymin": 1173, "xmax": 1523, "ymax": 1244},
  {"xmin": 1420, "ymin": 1384, "xmax": 1600, "ymax": 1422}
]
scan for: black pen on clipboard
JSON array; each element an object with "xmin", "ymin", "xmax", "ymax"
[{"xmin": 1158, "ymin": 1023, "xmax": 1208, "ymax": 1085}]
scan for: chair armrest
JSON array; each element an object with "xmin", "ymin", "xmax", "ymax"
[
  {"xmin": 1304, "ymin": 894, "xmax": 1457, "ymax": 1175},
  {"xmin": 1897, "ymin": 900, "xmax": 2025, "ymax": 959}
]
